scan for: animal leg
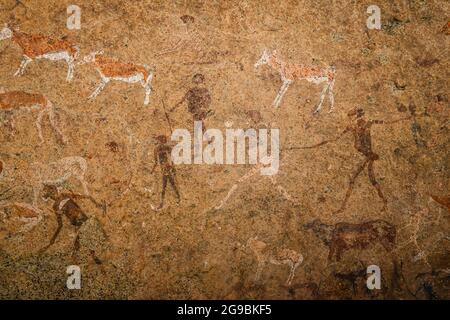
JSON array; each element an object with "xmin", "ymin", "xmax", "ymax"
[
  {"xmin": 313, "ymin": 83, "xmax": 329, "ymax": 114},
  {"xmin": 327, "ymin": 78, "xmax": 335, "ymax": 113},
  {"xmin": 368, "ymin": 160, "xmax": 387, "ymax": 211},
  {"xmin": 14, "ymin": 55, "xmax": 32, "ymax": 77},
  {"xmin": 88, "ymin": 79, "xmax": 108, "ymax": 99},
  {"xmin": 141, "ymin": 80, "xmax": 152, "ymax": 105},
  {"xmin": 32, "ymin": 184, "xmax": 43, "ymax": 207},
  {"xmin": 35, "ymin": 108, "xmax": 45, "ymax": 144},
  {"xmin": 79, "ymin": 177, "xmax": 90, "ymax": 195},
  {"xmin": 47, "ymin": 106, "xmax": 67, "ymax": 144},
  {"xmin": 272, "ymin": 80, "xmax": 292, "ymax": 108},
  {"xmin": 334, "ymin": 159, "xmax": 368, "ymax": 214},
  {"xmin": 255, "ymin": 261, "xmax": 265, "ymax": 282},
  {"xmin": 66, "ymin": 57, "xmax": 75, "ymax": 81}
]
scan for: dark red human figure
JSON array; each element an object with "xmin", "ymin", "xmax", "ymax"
[
  {"xmin": 150, "ymin": 135, "xmax": 181, "ymax": 210},
  {"xmin": 171, "ymin": 73, "xmax": 213, "ymax": 135},
  {"xmin": 292, "ymin": 107, "xmax": 410, "ymax": 214}
]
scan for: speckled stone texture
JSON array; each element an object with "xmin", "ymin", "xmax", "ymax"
[{"xmin": 0, "ymin": 0, "xmax": 448, "ymax": 299}]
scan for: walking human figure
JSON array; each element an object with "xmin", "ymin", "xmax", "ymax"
[
  {"xmin": 171, "ymin": 73, "xmax": 213, "ymax": 136},
  {"xmin": 39, "ymin": 184, "xmax": 107, "ymax": 264},
  {"xmin": 150, "ymin": 135, "xmax": 181, "ymax": 210},
  {"xmin": 291, "ymin": 107, "xmax": 410, "ymax": 214}
]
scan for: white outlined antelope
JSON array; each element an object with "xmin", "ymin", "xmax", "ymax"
[
  {"xmin": 254, "ymin": 49, "xmax": 336, "ymax": 112},
  {"xmin": 247, "ymin": 236, "xmax": 303, "ymax": 286},
  {"xmin": 80, "ymin": 50, "xmax": 154, "ymax": 105},
  {"xmin": 0, "ymin": 89, "xmax": 66, "ymax": 144},
  {"xmin": 0, "ymin": 201, "xmax": 43, "ymax": 234},
  {"xmin": 0, "ymin": 24, "xmax": 79, "ymax": 81},
  {"xmin": 31, "ymin": 156, "xmax": 89, "ymax": 206}
]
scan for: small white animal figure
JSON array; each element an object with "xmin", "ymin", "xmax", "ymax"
[
  {"xmin": 31, "ymin": 156, "xmax": 89, "ymax": 206},
  {"xmin": 247, "ymin": 236, "xmax": 304, "ymax": 286},
  {"xmin": 0, "ymin": 89, "xmax": 66, "ymax": 144},
  {"xmin": 0, "ymin": 24, "xmax": 79, "ymax": 81},
  {"xmin": 254, "ymin": 49, "xmax": 336, "ymax": 113},
  {"xmin": 80, "ymin": 50, "xmax": 154, "ymax": 105},
  {"xmin": 0, "ymin": 202, "xmax": 43, "ymax": 234}
]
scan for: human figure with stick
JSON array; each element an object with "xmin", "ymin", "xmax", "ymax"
[
  {"xmin": 150, "ymin": 135, "xmax": 181, "ymax": 210},
  {"xmin": 170, "ymin": 73, "xmax": 213, "ymax": 137},
  {"xmin": 290, "ymin": 107, "xmax": 411, "ymax": 214}
]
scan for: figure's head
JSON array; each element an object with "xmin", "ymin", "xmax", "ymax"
[
  {"xmin": 180, "ymin": 15, "xmax": 195, "ymax": 25},
  {"xmin": 155, "ymin": 135, "xmax": 167, "ymax": 144},
  {"xmin": 304, "ymin": 219, "xmax": 327, "ymax": 233},
  {"xmin": 347, "ymin": 107, "xmax": 365, "ymax": 118},
  {"xmin": 0, "ymin": 24, "xmax": 12, "ymax": 41},
  {"xmin": 254, "ymin": 49, "xmax": 272, "ymax": 68},
  {"xmin": 81, "ymin": 49, "xmax": 104, "ymax": 64},
  {"xmin": 42, "ymin": 184, "xmax": 58, "ymax": 200},
  {"xmin": 192, "ymin": 73, "xmax": 204, "ymax": 84}
]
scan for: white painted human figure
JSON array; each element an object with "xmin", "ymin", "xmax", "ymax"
[
  {"xmin": 0, "ymin": 88, "xmax": 66, "ymax": 144},
  {"xmin": 247, "ymin": 236, "xmax": 304, "ymax": 286},
  {"xmin": 254, "ymin": 49, "xmax": 336, "ymax": 112},
  {"xmin": 0, "ymin": 24, "xmax": 79, "ymax": 81},
  {"xmin": 213, "ymin": 161, "xmax": 297, "ymax": 210},
  {"xmin": 80, "ymin": 50, "xmax": 154, "ymax": 105},
  {"xmin": 31, "ymin": 156, "xmax": 89, "ymax": 207}
]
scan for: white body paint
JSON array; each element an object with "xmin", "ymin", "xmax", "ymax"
[{"xmin": 14, "ymin": 51, "xmax": 77, "ymax": 82}]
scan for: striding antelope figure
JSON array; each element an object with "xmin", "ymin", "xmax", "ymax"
[
  {"xmin": 80, "ymin": 50, "xmax": 154, "ymax": 105},
  {"xmin": 254, "ymin": 49, "xmax": 336, "ymax": 113},
  {"xmin": 0, "ymin": 24, "xmax": 79, "ymax": 81},
  {"xmin": 0, "ymin": 89, "xmax": 66, "ymax": 144},
  {"xmin": 247, "ymin": 236, "xmax": 304, "ymax": 286}
]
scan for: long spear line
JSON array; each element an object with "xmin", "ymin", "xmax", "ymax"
[{"xmin": 161, "ymin": 98, "xmax": 173, "ymax": 132}]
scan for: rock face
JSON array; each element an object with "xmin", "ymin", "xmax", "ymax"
[{"xmin": 0, "ymin": 1, "xmax": 448, "ymax": 300}]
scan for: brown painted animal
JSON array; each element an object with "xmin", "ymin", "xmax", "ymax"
[
  {"xmin": 0, "ymin": 89, "xmax": 66, "ymax": 144},
  {"xmin": 80, "ymin": 50, "xmax": 153, "ymax": 105},
  {"xmin": 0, "ymin": 24, "xmax": 79, "ymax": 81},
  {"xmin": 304, "ymin": 219, "xmax": 396, "ymax": 262}
]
